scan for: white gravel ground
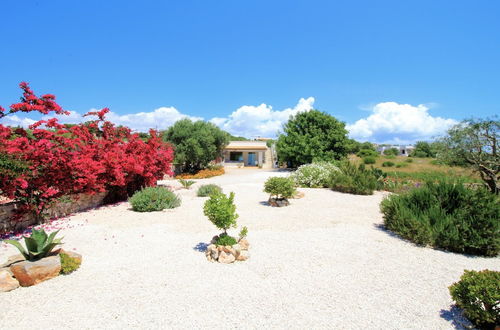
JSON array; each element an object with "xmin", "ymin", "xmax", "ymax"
[{"xmin": 0, "ymin": 168, "xmax": 498, "ymax": 329}]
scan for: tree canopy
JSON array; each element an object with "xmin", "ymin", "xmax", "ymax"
[
  {"xmin": 438, "ymin": 117, "xmax": 499, "ymax": 194},
  {"xmin": 162, "ymin": 119, "xmax": 229, "ymax": 172},
  {"xmin": 276, "ymin": 110, "xmax": 348, "ymax": 167}
]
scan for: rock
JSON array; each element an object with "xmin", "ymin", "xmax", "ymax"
[
  {"xmin": 268, "ymin": 197, "xmax": 290, "ymax": 207},
  {"xmin": 230, "ymin": 244, "xmax": 241, "ymax": 258},
  {"xmin": 222, "ymin": 245, "xmax": 233, "ymax": 254},
  {"xmin": 236, "ymin": 250, "xmax": 250, "ymax": 261},
  {"xmin": 218, "ymin": 251, "xmax": 235, "ymax": 264},
  {"xmin": 0, "ymin": 254, "xmax": 25, "ymax": 269},
  {"xmin": 206, "ymin": 244, "xmax": 219, "ymax": 260},
  {"xmin": 238, "ymin": 238, "xmax": 250, "ymax": 250},
  {"xmin": 0, "ymin": 269, "xmax": 19, "ymax": 292},
  {"xmin": 10, "ymin": 256, "xmax": 61, "ymax": 287},
  {"xmin": 210, "ymin": 235, "xmax": 219, "ymax": 245}
]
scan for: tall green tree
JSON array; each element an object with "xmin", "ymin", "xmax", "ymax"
[
  {"xmin": 162, "ymin": 119, "xmax": 229, "ymax": 172},
  {"xmin": 276, "ymin": 110, "xmax": 348, "ymax": 167},
  {"xmin": 438, "ymin": 117, "xmax": 499, "ymax": 194}
]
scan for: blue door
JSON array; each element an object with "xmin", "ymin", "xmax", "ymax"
[{"xmin": 247, "ymin": 152, "xmax": 255, "ymax": 166}]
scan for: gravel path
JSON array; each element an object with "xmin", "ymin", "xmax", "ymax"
[{"xmin": 1, "ymin": 169, "xmax": 498, "ymax": 329}]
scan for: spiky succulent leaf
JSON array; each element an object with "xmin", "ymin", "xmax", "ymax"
[
  {"xmin": 5, "ymin": 240, "xmax": 29, "ymax": 259},
  {"xmin": 24, "ymin": 237, "xmax": 39, "ymax": 253}
]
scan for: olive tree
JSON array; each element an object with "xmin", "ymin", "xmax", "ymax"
[{"xmin": 438, "ymin": 117, "xmax": 499, "ymax": 194}]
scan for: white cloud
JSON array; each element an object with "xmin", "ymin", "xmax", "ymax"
[
  {"xmin": 346, "ymin": 102, "xmax": 457, "ymax": 144},
  {"xmin": 0, "ymin": 114, "xmax": 36, "ymax": 127},
  {"xmin": 210, "ymin": 97, "xmax": 315, "ymax": 138},
  {"xmin": 1, "ymin": 107, "xmax": 202, "ymax": 132}
]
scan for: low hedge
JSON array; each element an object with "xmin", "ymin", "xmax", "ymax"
[
  {"xmin": 176, "ymin": 168, "xmax": 225, "ymax": 179},
  {"xmin": 381, "ymin": 181, "xmax": 499, "ymax": 256},
  {"xmin": 129, "ymin": 186, "xmax": 181, "ymax": 212}
]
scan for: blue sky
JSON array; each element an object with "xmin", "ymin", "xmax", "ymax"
[{"xmin": 0, "ymin": 0, "xmax": 498, "ymax": 143}]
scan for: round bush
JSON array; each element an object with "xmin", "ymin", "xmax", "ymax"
[
  {"xmin": 395, "ymin": 162, "xmax": 408, "ymax": 168},
  {"xmin": 449, "ymin": 269, "xmax": 500, "ymax": 329},
  {"xmin": 363, "ymin": 156, "xmax": 376, "ymax": 164},
  {"xmin": 381, "ymin": 181, "xmax": 500, "ymax": 256},
  {"xmin": 197, "ymin": 184, "xmax": 222, "ymax": 197},
  {"xmin": 129, "ymin": 186, "xmax": 181, "ymax": 212},
  {"xmin": 291, "ymin": 162, "xmax": 339, "ymax": 188},
  {"xmin": 264, "ymin": 177, "xmax": 296, "ymax": 199},
  {"xmin": 215, "ymin": 233, "xmax": 238, "ymax": 246},
  {"xmin": 60, "ymin": 252, "xmax": 81, "ymax": 275},
  {"xmin": 382, "ymin": 161, "xmax": 395, "ymax": 167}
]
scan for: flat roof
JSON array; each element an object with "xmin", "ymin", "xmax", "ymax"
[{"xmin": 225, "ymin": 141, "xmax": 268, "ymax": 150}]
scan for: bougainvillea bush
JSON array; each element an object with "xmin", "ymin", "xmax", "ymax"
[{"xmin": 0, "ymin": 82, "xmax": 174, "ymax": 222}]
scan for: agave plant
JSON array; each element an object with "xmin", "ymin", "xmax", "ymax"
[
  {"xmin": 6, "ymin": 228, "xmax": 63, "ymax": 261},
  {"xmin": 178, "ymin": 178, "xmax": 195, "ymax": 189}
]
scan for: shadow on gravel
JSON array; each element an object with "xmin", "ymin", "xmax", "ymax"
[
  {"xmin": 193, "ymin": 242, "xmax": 208, "ymax": 252},
  {"xmin": 440, "ymin": 305, "xmax": 472, "ymax": 329}
]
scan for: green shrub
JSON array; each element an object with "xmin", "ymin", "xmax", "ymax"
[
  {"xmin": 291, "ymin": 162, "xmax": 339, "ymax": 188},
  {"xmin": 357, "ymin": 149, "xmax": 378, "ymax": 158},
  {"xmin": 264, "ymin": 177, "xmax": 296, "ymax": 200},
  {"xmin": 60, "ymin": 252, "xmax": 81, "ymax": 274},
  {"xmin": 381, "ymin": 181, "xmax": 500, "ymax": 256},
  {"xmin": 385, "ymin": 155, "xmax": 396, "ymax": 159},
  {"xmin": 207, "ymin": 163, "xmax": 224, "ymax": 171},
  {"xmin": 382, "ymin": 161, "xmax": 395, "ymax": 167},
  {"xmin": 197, "ymin": 184, "xmax": 222, "ymax": 197},
  {"xmin": 204, "ymin": 191, "xmax": 238, "ymax": 234},
  {"xmin": 6, "ymin": 229, "xmax": 63, "ymax": 261},
  {"xmin": 363, "ymin": 156, "xmax": 376, "ymax": 164},
  {"xmin": 178, "ymin": 178, "xmax": 195, "ymax": 189},
  {"xmin": 328, "ymin": 162, "xmax": 378, "ymax": 195},
  {"xmin": 239, "ymin": 226, "xmax": 248, "ymax": 239},
  {"xmin": 405, "ymin": 158, "xmax": 413, "ymax": 163},
  {"xmin": 449, "ymin": 270, "xmax": 500, "ymax": 329},
  {"xmin": 383, "ymin": 148, "xmax": 399, "ymax": 156},
  {"xmin": 215, "ymin": 233, "xmax": 238, "ymax": 246},
  {"xmin": 412, "ymin": 150, "xmax": 428, "ymax": 158},
  {"xmin": 395, "ymin": 162, "xmax": 408, "ymax": 168},
  {"xmin": 129, "ymin": 187, "xmax": 181, "ymax": 212}
]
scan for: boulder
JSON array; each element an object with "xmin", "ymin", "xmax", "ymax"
[
  {"xmin": 0, "ymin": 269, "xmax": 19, "ymax": 292},
  {"xmin": 230, "ymin": 244, "xmax": 241, "ymax": 258},
  {"xmin": 238, "ymin": 238, "xmax": 250, "ymax": 251},
  {"xmin": 268, "ymin": 198, "xmax": 290, "ymax": 207},
  {"xmin": 206, "ymin": 244, "xmax": 219, "ymax": 260},
  {"xmin": 10, "ymin": 256, "xmax": 61, "ymax": 287},
  {"xmin": 0, "ymin": 254, "xmax": 25, "ymax": 269},
  {"xmin": 218, "ymin": 251, "xmax": 235, "ymax": 264},
  {"xmin": 236, "ymin": 250, "xmax": 250, "ymax": 261},
  {"xmin": 210, "ymin": 235, "xmax": 219, "ymax": 245}
]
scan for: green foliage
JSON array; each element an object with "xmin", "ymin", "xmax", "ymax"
[
  {"xmin": 265, "ymin": 139, "xmax": 276, "ymax": 148},
  {"xmin": 411, "ymin": 141, "xmax": 439, "ymax": 158},
  {"xmin": 395, "ymin": 162, "xmax": 408, "ymax": 168},
  {"xmin": 449, "ymin": 269, "xmax": 500, "ymax": 329},
  {"xmin": 357, "ymin": 149, "xmax": 379, "ymax": 158},
  {"xmin": 264, "ymin": 177, "xmax": 296, "ymax": 199},
  {"xmin": 363, "ymin": 156, "xmax": 376, "ymax": 164},
  {"xmin": 239, "ymin": 226, "xmax": 248, "ymax": 239},
  {"xmin": 6, "ymin": 229, "xmax": 63, "ymax": 261},
  {"xmin": 203, "ymin": 191, "xmax": 239, "ymax": 234},
  {"xmin": 215, "ymin": 233, "xmax": 238, "ymax": 246},
  {"xmin": 384, "ymin": 155, "xmax": 396, "ymax": 159},
  {"xmin": 197, "ymin": 184, "xmax": 222, "ymax": 197},
  {"xmin": 206, "ymin": 163, "xmax": 223, "ymax": 171},
  {"xmin": 291, "ymin": 162, "xmax": 339, "ymax": 188},
  {"xmin": 178, "ymin": 178, "xmax": 195, "ymax": 189},
  {"xmin": 437, "ymin": 117, "xmax": 499, "ymax": 194},
  {"xmin": 162, "ymin": 119, "xmax": 229, "ymax": 172},
  {"xmin": 60, "ymin": 252, "xmax": 81, "ymax": 274},
  {"xmin": 328, "ymin": 162, "xmax": 379, "ymax": 195},
  {"xmin": 381, "ymin": 181, "xmax": 500, "ymax": 256},
  {"xmin": 228, "ymin": 135, "xmax": 248, "ymax": 141},
  {"xmin": 383, "ymin": 148, "xmax": 399, "ymax": 156},
  {"xmin": 276, "ymin": 110, "xmax": 348, "ymax": 167},
  {"xmin": 405, "ymin": 158, "xmax": 413, "ymax": 163},
  {"xmin": 129, "ymin": 187, "xmax": 181, "ymax": 212},
  {"xmin": 382, "ymin": 161, "xmax": 395, "ymax": 167},
  {"xmin": 0, "ymin": 153, "xmax": 29, "ymax": 177}
]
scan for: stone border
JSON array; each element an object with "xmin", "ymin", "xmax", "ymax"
[{"xmin": 0, "ymin": 192, "xmax": 107, "ymax": 235}]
